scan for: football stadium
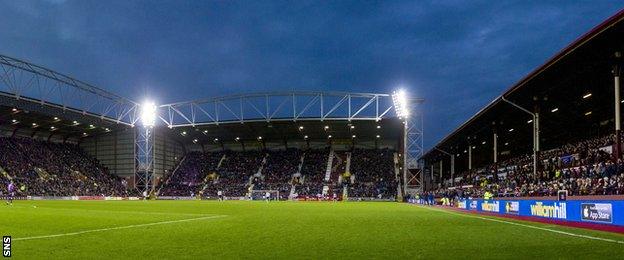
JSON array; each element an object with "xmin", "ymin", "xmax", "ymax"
[{"xmin": 2, "ymin": 2, "xmax": 624, "ymax": 259}]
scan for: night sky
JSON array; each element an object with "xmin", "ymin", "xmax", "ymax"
[{"xmin": 1, "ymin": 0, "xmax": 622, "ymax": 149}]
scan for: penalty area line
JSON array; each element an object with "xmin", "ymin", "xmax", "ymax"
[
  {"xmin": 14, "ymin": 215, "xmax": 227, "ymax": 241},
  {"xmin": 420, "ymin": 206, "xmax": 624, "ymax": 245}
]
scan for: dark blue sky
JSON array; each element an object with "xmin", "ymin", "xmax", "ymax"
[{"xmin": 1, "ymin": 0, "xmax": 622, "ymax": 149}]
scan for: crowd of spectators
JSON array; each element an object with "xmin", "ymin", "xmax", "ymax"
[
  {"xmin": 0, "ymin": 137, "xmax": 127, "ymax": 196},
  {"xmin": 159, "ymin": 152, "xmax": 221, "ymax": 196},
  {"xmin": 253, "ymin": 149, "xmax": 301, "ymax": 199},
  {"xmin": 349, "ymin": 148, "xmax": 397, "ymax": 199},
  {"xmin": 295, "ymin": 149, "xmax": 328, "ymax": 196},
  {"xmin": 0, "ymin": 135, "xmax": 399, "ymax": 201},
  {"xmin": 208, "ymin": 151, "xmax": 264, "ymax": 197},
  {"xmin": 439, "ymin": 134, "xmax": 624, "ymax": 199}
]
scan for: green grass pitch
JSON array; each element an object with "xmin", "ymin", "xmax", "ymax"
[{"xmin": 2, "ymin": 200, "xmax": 624, "ymax": 259}]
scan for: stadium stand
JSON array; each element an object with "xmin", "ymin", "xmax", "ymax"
[
  {"xmin": 431, "ymin": 134, "xmax": 624, "ymax": 200},
  {"xmin": 0, "ymin": 136, "xmax": 127, "ymax": 196},
  {"xmin": 421, "ymin": 9, "xmax": 624, "ymax": 204},
  {"xmin": 159, "ymin": 151, "xmax": 221, "ymax": 196},
  {"xmin": 350, "ymin": 148, "xmax": 397, "ymax": 199},
  {"xmin": 295, "ymin": 148, "xmax": 328, "ymax": 197},
  {"xmin": 156, "ymin": 147, "xmax": 399, "ymax": 200}
]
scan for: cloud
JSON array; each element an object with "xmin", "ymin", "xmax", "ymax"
[{"xmin": 0, "ymin": 0, "xmax": 621, "ymax": 149}]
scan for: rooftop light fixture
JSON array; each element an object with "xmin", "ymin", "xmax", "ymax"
[
  {"xmin": 140, "ymin": 100, "xmax": 157, "ymax": 127},
  {"xmin": 392, "ymin": 89, "xmax": 409, "ymax": 118}
]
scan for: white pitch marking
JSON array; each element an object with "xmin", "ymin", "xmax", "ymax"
[
  {"xmin": 14, "ymin": 215, "xmax": 227, "ymax": 241},
  {"xmin": 420, "ymin": 206, "xmax": 624, "ymax": 244},
  {"xmin": 12, "ymin": 204, "xmax": 208, "ymax": 217}
]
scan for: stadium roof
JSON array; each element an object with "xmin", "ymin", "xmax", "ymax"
[
  {"xmin": 422, "ymin": 9, "xmax": 624, "ymax": 172},
  {"xmin": 158, "ymin": 117, "xmax": 403, "ymax": 148},
  {"xmin": 156, "ymin": 91, "xmax": 409, "ymax": 147},
  {"xmin": 1, "ymin": 55, "xmax": 412, "ymax": 145}
]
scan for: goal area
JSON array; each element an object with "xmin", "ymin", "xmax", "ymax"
[{"xmin": 250, "ymin": 190, "xmax": 280, "ymax": 201}]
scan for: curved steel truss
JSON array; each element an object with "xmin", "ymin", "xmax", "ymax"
[
  {"xmin": 0, "ymin": 54, "xmax": 139, "ymax": 126},
  {"xmin": 159, "ymin": 91, "xmax": 423, "ymax": 127}
]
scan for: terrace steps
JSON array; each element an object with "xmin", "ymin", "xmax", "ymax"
[
  {"xmin": 157, "ymin": 155, "xmax": 187, "ymax": 195},
  {"xmin": 324, "ymin": 150, "xmax": 334, "ymax": 182}
]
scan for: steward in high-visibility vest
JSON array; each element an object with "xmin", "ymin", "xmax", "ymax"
[{"xmin": 483, "ymin": 191, "xmax": 493, "ymax": 200}]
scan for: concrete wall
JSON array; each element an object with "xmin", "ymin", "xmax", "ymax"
[{"xmin": 79, "ymin": 128, "xmax": 135, "ymax": 177}]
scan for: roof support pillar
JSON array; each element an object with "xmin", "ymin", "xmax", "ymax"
[
  {"xmin": 450, "ymin": 155, "xmax": 455, "ymax": 186},
  {"xmin": 493, "ymin": 131, "xmax": 498, "ymax": 164},
  {"xmin": 435, "ymin": 148, "xmax": 454, "ymax": 187},
  {"xmin": 429, "ymin": 164, "xmax": 434, "ymax": 190},
  {"xmin": 533, "ymin": 112, "xmax": 540, "ymax": 177},
  {"xmin": 614, "ymin": 51, "xmax": 622, "ymax": 161},
  {"xmin": 438, "ymin": 159, "xmax": 443, "ymax": 187},
  {"xmin": 501, "ymin": 96, "xmax": 539, "ymax": 178},
  {"xmin": 468, "ymin": 144, "xmax": 472, "ymax": 170}
]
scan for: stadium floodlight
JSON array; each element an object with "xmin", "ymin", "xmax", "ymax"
[
  {"xmin": 140, "ymin": 101, "xmax": 158, "ymax": 127},
  {"xmin": 392, "ymin": 89, "xmax": 410, "ymax": 118},
  {"xmin": 376, "ymin": 135, "xmax": 380, "ymax": 138}
]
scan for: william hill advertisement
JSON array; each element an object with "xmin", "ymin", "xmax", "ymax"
[
  {"xmin": 529, "ymin": 201, "xmax": 567, "ymax": 220},
  {"xmin": 456, "ymin": 199, "xmax": 624, "ymax": 226},
  {"xmin": 481, "ymin": 201, "xmax": 499, "ymax": 212}
]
